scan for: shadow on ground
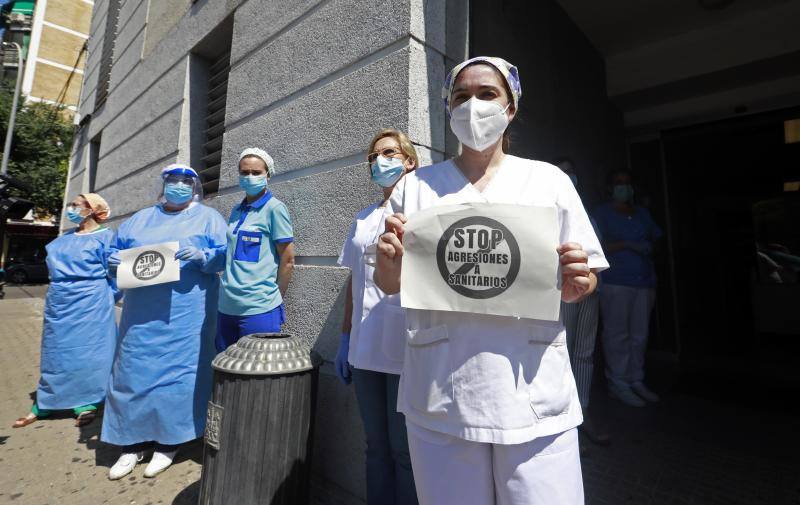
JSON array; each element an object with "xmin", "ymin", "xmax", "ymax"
[
  {"xmin": 580, "ymin": 358, "xmax": 800, "ymax": 505},
  {"xmin": 173, "ymin": 479, "xmax": 201, "ymax": 504}
]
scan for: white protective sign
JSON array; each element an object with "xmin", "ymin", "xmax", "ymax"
[
  {"xmin": 401, "ymin": 203, "xmax": 561, "ymax": 320},
  {"xmin": 117, "ymin": 241, "xmax": 180, "ymax": 289}
]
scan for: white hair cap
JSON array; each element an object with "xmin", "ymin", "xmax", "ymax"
[{"xmin": 239, "ymin": 148, "xmax": 275, "ymax": 177}]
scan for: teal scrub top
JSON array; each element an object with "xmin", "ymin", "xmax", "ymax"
[{"xmin": 219, "ymin": 191, "xmax": 294, "ymax": 316}]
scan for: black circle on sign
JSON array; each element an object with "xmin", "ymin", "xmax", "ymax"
[
  {"xmin": 436, "ymin": 216, "xmax": 521, "ymax": 299},
  {"xmin": 132, "ymin": 250, "xmax": 165, "ymax": 281}
]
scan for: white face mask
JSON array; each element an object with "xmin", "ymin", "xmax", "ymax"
[{"xmin": 449, "ymin": 96, "xmax": 510, "ymax": 152}]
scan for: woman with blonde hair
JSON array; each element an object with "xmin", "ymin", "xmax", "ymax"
[
  {"xmin": 336, "ymin": 128, "xmax": 419, "ymax": 504},
  {"xmin": 13, "ymin": 193, "xmax": 119, "ymax": 429}
]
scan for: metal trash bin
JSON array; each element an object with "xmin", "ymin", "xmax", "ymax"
[{"xmin": 198, "ymin": 332, "xmax": 321, "ymax": 505}]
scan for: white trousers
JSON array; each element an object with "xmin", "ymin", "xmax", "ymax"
[
  {"xmin": 406, "ymin": 422, "xmax": 584, "ymax": 505},
  {"xmin": 599, "ymin": 284, "xmax": 656, "ymax": 390}
]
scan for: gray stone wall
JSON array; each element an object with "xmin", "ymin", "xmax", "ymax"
[{"xmin": 64, "ymin": 1, "xmax": 463, "ymax": 502}]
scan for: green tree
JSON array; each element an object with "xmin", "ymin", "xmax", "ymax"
[{"xmin": 0, "ymin": 79, "xmax": 73, "ymax": 219}]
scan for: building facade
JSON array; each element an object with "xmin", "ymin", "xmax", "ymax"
[
  {"xmin": 22, "ymin": 0, "xmax": 92, "ymax": 111},
  {"xmin": 2, "ymin": 0, "xmax": 92, "ymax": 111},
  {"xmin": 1, "ymin": 1, "xmax": 33, "ymax": 87}
]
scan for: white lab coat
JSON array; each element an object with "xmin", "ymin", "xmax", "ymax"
[
  {"xmin": 338, "ymin": 202, "xmax": 406, "ymax": 374},
  {"xmin": 390, "ymin": 156, "xmax": 608, "ymax": 445}
]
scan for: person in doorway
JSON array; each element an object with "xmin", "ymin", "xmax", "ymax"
[
  {"xmin": 375, "ymin": 56, "xmax": 608, "ymax": 505},
  {"xmin": 216, "ymin": 148, "xmax": 295, "ymax": 352},
  {"xmin": 13, "ymin": 193, "xmax": 118, "ymax": 429},
  {"xmin": 102, "ymin": 164, "xmax": 227, "ymax": 479},
  {"xmin": 594, "ymin": 171, "xmax": 663, "ymax": 407},
  {"xmin": 336, "ymin": 129, "xmax": 419, "ymax": 505},
  {"xmin": 554, "ymin": 158, "xmax": 610, "ymax": 450}
]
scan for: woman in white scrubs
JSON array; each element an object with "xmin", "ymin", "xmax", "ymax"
[
  {"xmin": 337, "ymin": 129, "xmax": 419, "ymax": 505},
  {"xmin": 374, "ymin": 57, "xmax": 608, "ymax": 505}
]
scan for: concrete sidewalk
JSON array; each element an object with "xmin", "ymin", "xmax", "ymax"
[
  {"xmin": 0, "ymin": 288, "xmax": 203, "ymax": 505},
  {"xmin": 1, "ymin": 286, "xmax": 798, "ymax": 505}
]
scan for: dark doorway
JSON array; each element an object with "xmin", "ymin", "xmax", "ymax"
[{"xmin": 660, "ymin": 107, "xmax": 800, "ymax": 400}]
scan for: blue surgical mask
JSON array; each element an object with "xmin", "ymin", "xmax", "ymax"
[
  {"xmin": 612, "ymin": 184, "xmax": 634, "ymax": 203},
  {"xmin": 239, "ymin": 174, "xmax": 268, "ymax": 196},
  {"xmin": 370, "ymin": 156, "xmax": 404, "ymax": 188},
  {"xmin": 66, "ymin": 206, "xmax": 85, "ymax": 224},
  {"xmin": 164, "ymin": 182, "xmax": 194, "ymax": 204}
]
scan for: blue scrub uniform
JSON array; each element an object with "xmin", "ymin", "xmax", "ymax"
[
  {"xmin": 216, "ymin": 191, "xmax": 293, "ymax": 351},
  {"xmin": 36, "ymin": 228, "xmax": 118, "ymax": 411},
  {"xmin": 101, "ymin": 203, "xmax": 227, "ymax": 447},
  {"xmin": 593, "ymin": 203, "xmax": 663, "ymax": 288},
  {"xmin": 593, "ymin": 203, "xmax": 663, "ymax": 392}
]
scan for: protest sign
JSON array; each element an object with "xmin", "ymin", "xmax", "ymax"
[
  {"xmin": 117, "ymin": 241, "xmax": 180, "ymax": 289},
  {"xmin": 401, "ymin": 203, "xmax": 560, "ymax": 320}
]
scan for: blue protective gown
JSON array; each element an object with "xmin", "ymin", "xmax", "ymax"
[
  {"xmin": 101, "ymin": 203, "xmax": 227, "ymax": 446},
  {"xmin": 37, "ymin": 228, "xmax": 118, "ymax": 411}
]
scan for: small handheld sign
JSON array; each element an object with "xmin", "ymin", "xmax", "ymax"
[
  {"xmin": 401, "ymin": 203, "xmax": 561, "ymax": 321},
  {"xmin": 117, "ymin": 241, "xmax": 180, "ymax": 289}
]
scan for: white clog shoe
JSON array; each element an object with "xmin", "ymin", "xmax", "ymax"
[
  {"xmin": 143, "ymin": 449, "xmax": 177, "ymax": 478},
  {"xmin": 109, "ymin": 452, "xmax": 144, "ymax": 480}
]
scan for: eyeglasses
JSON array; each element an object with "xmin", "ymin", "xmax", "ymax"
[{"xmin": 367, "ymin": 147, "xmax": 404, "ymax": 164}]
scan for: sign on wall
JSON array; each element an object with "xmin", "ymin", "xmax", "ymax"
[{"xmin": 401, "ymin": 203, "xmax": 561, "ymax": 320}]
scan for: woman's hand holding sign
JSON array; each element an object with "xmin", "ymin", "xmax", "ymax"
[
  {"xmin": 559, "ymin": 242, "xmax": 596, "ymax": 303},
  {"xmin": 374, "ymin": 213, "xmax": 407, "ymax": 295}
]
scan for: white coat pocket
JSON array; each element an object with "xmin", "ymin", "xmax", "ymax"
[
  {"xmin": 404, "ymin": 325, "xmax": 453, "ymax": 417},
  {"xmin": 381, "ymin": 305, "xmax": 407, "ymax": 364},
  {"xmin": 527, "ymin": 341, "xmax": 572, "ymax": 420}
]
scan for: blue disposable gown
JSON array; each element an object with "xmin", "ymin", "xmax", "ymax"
[
  {"xmin": 101, "ymin": 203, "xmax": 227, "ymax": 446},
  {"xmin": 37, "ymin": 228, "xmax": 118, "ymax": 410}
]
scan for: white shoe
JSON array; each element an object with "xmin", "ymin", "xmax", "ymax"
[
  {"xmin": 109, "ymin": 452, "xmax": 143, "ymax": 480},
  {"xmin": 143, "ymin": 449, "xmax": 177, "ymax": 478},
  {"xmin": 632, "ymin": 382, "xmax": 660, "ymax": 402},
  {"xmin": 609, "ymin": 385, "xmax": 646, "ymax": 407}
]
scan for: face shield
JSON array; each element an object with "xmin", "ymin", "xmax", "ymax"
[{"xmin": 159, "ymin": 164, "xmax": 204, "ymax": 204}]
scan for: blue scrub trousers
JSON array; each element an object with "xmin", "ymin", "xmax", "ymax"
[
  {"xmin": 352, "ymin": 368, "xmax": 418, "ymax": 505},
  {"xmin": 215, "ymin": 304, "xmax": 286, "ymax": 352}
]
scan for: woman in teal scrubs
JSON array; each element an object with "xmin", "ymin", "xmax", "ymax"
[{"xmin": 217, "ymin": 147, "xmax": 296, "ymax": 351}]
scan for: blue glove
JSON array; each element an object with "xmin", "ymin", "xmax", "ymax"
[
  {"xmin": 335, "ymin": 332, "xmax": 352, "ymax": 385},
  {"xmin": 107, "ymin": 251, "xmax": 121, "ymax": 268},
  {"xmin": 175, "ymin": 246, "xmax": 206, "ymax": 264}
]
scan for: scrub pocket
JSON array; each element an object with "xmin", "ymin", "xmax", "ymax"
[
  {"xmin": 527, "ymin": 340, "xmax": 572, "ymax": 420},
  {"xmin": 404, "ymin": 325, "xmax": 453, "ymax": 416},
  {"xmin": 381, "ymin": 305, "xmax": 407, "ymax": 363},
  {"xmin": 234, "ymin": 230, "xmax": 262, "ymax": 262}
]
